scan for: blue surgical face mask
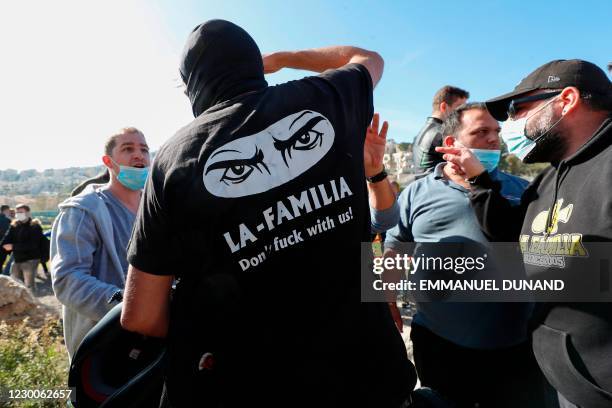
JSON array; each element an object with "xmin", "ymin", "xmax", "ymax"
[
  {"xmin": 454, "ymin": 141, "xmax": 501, "ymax": 172},
  {"xmin": 500, "ymin": 96, "xmax": 562, "ymax": 161},
  {"xmin": 469, "ymin": 148, "xmax": 501, "ymax": 172},
  {"xmin": 111, "ymin": 159, "xmax": 149, "ymax": 190}
]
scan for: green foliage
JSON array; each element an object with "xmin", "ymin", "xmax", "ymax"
[
  {"xmin": 0, "ymin": 319, "xmax": 69, "ymax": 408},
  {"xmin": 397, "ymin": 142, "xmax": 412, "ymax": 152},
  {"xmin": 32, "ymin": 211, "xmax": 59, "ymax": 228},
  {"xmin": 498, "ymin": 154, "xmax": 551, "ymax": 180},
  {"xmin": 0, "ymin": 166, "xmax": 105, "ymax": 196},
  {"xmin": 498, "ymin": 154, "xmax": 522, "ymax": 174}
]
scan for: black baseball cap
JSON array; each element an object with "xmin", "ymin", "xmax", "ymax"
[{"xmin": 486, "ymin": 59, "xmax": 612, "ymax": 121}]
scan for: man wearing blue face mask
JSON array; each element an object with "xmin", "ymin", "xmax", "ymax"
[
  {"xmin": 439, "ymin": 60, "xmax": 612, "ymax": 408},
  {"xmin": 50, "ymin": 127, "xmax": 150, "ymax": 358},
  {"xmin": 384, "ymin": 103, "xmax": 544, "ymax": 407}
]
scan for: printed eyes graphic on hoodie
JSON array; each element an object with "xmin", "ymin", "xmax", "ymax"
[{"xmin": 203, "ymin": 110, "xmax": 335, "ymax": 198}]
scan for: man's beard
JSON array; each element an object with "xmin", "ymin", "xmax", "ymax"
[{"xmin": 523, "ymin": 105, "xmax": 567, "ymax": 164}]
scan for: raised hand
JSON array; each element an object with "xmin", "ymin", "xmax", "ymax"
[{"xmin": 364, "ymin": 113, "xmax": 388, "ymax": 177}]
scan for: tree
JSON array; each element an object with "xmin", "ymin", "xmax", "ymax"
[{"xmin": 397, "ymin": 142, "xmax": 412, "ymax": 152}]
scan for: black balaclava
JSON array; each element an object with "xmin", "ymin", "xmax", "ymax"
[{"xmin": 180, "ymin": 19, "xmax": 268, "ymax": 117}]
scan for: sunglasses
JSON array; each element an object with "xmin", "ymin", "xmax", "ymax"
[{"xmin": 507, "ymin": 90, "xmax": 562, "ymax": 119}]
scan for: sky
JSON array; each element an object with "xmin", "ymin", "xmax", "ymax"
[{"xmin": 1, "ymin": 0, "xmax": 610, "ymax": 171}]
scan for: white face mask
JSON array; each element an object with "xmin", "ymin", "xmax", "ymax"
[
  {"xmin": 500, "ymin": 96, "xmax": 563, "ymax": 161},
  {"xmin": 15, "ymin": 212, "xmax": 28, "ymax": 222}
]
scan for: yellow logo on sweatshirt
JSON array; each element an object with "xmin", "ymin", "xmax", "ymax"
[{"xmin": 519, "ymin": 199, "xmax": 588, "ymax": 268}]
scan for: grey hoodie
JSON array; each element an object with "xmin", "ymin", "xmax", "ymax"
[{"xmin": 51, "ymin": 184, "xmax": 132, "ymax": 357}]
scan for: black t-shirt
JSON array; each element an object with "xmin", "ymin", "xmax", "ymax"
[{"xmin": 128, "ymin": 63, "xmax": 414, "ymax": 407}]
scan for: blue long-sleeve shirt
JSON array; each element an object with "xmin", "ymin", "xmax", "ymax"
[
  {"xmin": 385, "ymin": 163, "xmax": 532, "ymax": 349},
  {"xmin": 370, "ymin": 199, "xmax": 400, "ymax": 234}
]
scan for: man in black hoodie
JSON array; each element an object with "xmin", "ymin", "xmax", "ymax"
[
  {"xmin": 120, "ymin": 20, "xmax": 416, "ymax": 408},
  {"xmin": 1, "ymin": 204, "xmax": 45, "ymax": 294},
  {"xmin": 437, "ymin": 60, "xmax": 612, "ymax": 408}
]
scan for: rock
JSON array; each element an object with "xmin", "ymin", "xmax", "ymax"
[{"xmin": 0, "ymin": 275, "xmax": 55, "ymax": 327}]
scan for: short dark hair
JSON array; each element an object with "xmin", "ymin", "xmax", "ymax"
[
  {"xmin": 607, "ymin": 62, "xmax": 612, "ymax": 74},
  {"xmin": 432, "ymin": 86, "xmax": 470, "ymax": 111},
  {"xmin": 441, "ymin": 102, "xmax": 488, "ymax": 138},
  {"xmin": 15, "ymin": 204, "xmax": 30, "ymax": 212},
  {"xmin": 104, "ymin": 127, "xmax": 144, "ymax": 156},
  {"xmin": 1, "ymin": 205, "xmax": 9, "ymax": 212}
]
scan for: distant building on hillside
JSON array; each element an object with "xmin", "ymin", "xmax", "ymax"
[{"xmin": 383, "ymin": 139, "xmax": 415, "ymax": 186}]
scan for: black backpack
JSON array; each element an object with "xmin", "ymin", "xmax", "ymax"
[{"xmin": 68, "ymin": 303, "xmax": 166, "ymax": 407}]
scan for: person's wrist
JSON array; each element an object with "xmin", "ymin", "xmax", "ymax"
[
  {"xmin": 366, "ymin": 166, "xmax": 387, "ymax": 183},
  {"xmin": 467, "ymin": 170, "xmax": 487, "ymax": 184},
  {"xmin": 466, "ymin": 165, "xmax": 486, "ymax": 179},
  {"xmin": 365, "ymin": 164, "xmax": 384, "ymax": 178}
]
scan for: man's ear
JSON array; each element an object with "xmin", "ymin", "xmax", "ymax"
[
  {"xmin": 443, "ymin": 135, "xmax": 456, "ymax": 147},
  {"xmin": 560, "ymin": 86, "xmax": 580, "ymax": 115},
  {"xmin": 439, "ymin": 101, "xmax": 448, "ymax": 114},
  {"xmin": 102, "ymin": 155, "xmax": 113, "ymax": 170}
]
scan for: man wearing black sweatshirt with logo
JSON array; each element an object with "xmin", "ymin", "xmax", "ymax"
[{"xmin": 438, "ymin": 59, "xmax": 612, "ymax": 408}]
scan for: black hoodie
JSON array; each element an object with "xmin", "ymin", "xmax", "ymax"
[
  {"xmin": 128, "ymin": 20, "xmax": 415, "ymax": 408},
  {"xmin": 1, "ymin": 219, "xmax": 44, "ymax": 262},
  {"xmin": 470, "ymin": 115, "xmax": 612, "ymax": 407}
]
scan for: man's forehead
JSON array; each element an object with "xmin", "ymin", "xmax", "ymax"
[
  {"xmin": 116, "ymin": 132, "xmax": 148, "ymax": 146},
  {"xmin": 452, "ymin": 97, "xmax": 468, "ymax": 106},
  {"xmin": 461, "ymin": 109, "xmax": 499, "ymax": 129},
  {"xmin": 462, "ymin": 108, "xmax": 497, "ymax": 125}
]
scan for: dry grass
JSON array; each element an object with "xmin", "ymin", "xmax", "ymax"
[{"xmin": 0, "ymin": 318, "xmax": 69, "ymax": 407}]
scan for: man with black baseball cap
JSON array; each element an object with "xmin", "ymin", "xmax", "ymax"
[
  {"xmin": 486, "ymin": 59, "xmax": 611, "ymax": 120},
  {"xmin": 437, "ymin": 59, "xmax": 612, "ymax": 408}
]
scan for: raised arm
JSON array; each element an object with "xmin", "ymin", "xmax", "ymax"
[
  {"xmin": 262, "ymin": 46, "xmax": 384, "ymax": 87},
  {"xmin": 366, "ymin": 114, "xmax": 400, "ymax": 232},
  {"xmin": 435, "ymin": 145, "xmax": 532, "ymax": 241},
  {"xmin": 468, "ymin": 171, "xmax": 531, "ymax": 241}
]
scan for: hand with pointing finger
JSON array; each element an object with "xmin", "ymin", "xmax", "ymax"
[{"xmin": 435, "ymin": 146, "xmax": 485, "ymax": 179}]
